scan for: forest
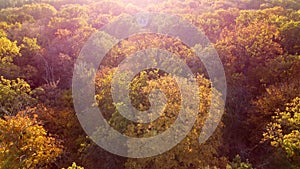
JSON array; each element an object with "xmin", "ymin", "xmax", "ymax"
[{"xmin": 0, "ymin": 0, "xmax": 299, "ymax": 168}]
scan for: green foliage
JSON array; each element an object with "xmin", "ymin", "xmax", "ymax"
[
  {"xmin": 58, "ymin": 4, "xmax": 88, "ymax": 19},
  {"xmin": 0, "ymin": 28, "xmax": 41, "ymax": 81},
  {"xmin": 279, "ymin": 20, "xmax": 300, "ymax": 54},
  {"xmin": 235, "ymin": 6, "xmax": 286, "ymax": 26},
  {"xmin": 19, "ymin": 3, "xmax": 57, "ymax": 20},
  {"xmin": 0, "ymin": 76, "xmax": 36, "ymax": 116},
  {"xmin": 226, "ymin": 155, "xmax": 254, "ymax": 169},
  {"xmin": 263, "ymin": 97, "xmax": 300, "ymax": 158},
  {"xmin": 0, "ymin": 0, "xmax": 56, "ymax": 9},
  {"xmin": 262, "ymin": 0, "xmax": 300, "ymax": 10},
  {"xmin": 0, "ymin": 3, "xmax": 56, "ymax": 23}
]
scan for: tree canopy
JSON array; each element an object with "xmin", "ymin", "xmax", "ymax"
[{"xmin": 0, "ymin": 0, "xmax": 299, "ymax": 168}]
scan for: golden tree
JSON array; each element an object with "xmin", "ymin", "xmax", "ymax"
[{"xmin": 0, "ymin": 110, "xmax": 62, "ymax": 169}]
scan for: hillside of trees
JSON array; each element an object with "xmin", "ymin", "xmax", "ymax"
[{"xmin": 0, "ymin": 0, "xmax": 299, "ymax": 168}]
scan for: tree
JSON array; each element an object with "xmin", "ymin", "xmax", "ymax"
[
  {"xmin": 262, "ymin": 97, "xmax": 300, "ymax": 167},
  {"xmin": 123, "ymin": 74, "xmax": 227, "ymax": 168},
  {"xmin": 246, "ymin": 79, "xmax": 300, "ymax": 168},
  {"xmin": 58, "ymin": 4, "xmax": 88, "ymax": 19},
  {"xmin": 0, "ymin": 110, "xmax": 62, "ymax": 169},
  {"xmin": 216, "ymin": 20, "xmax": 283, "ymax": 155},
  {"xmin": 91, "ymin": 66, "xmax": 227, "ymax": 168},
  {"xmin": 29, "ymin": 105, "xmax": 86, "ymax": 168},
  {"xmin": 0, "ymin": 29, "xmax": 41, "ymax": 81},
  {"xmin": 0, "ymin": 34, "xmax": 21, "ymax": 64},
  {"xmin": 262, "ymin": 0, "xmax": 300, "ymax": 10},
  {"xmin": 0, "ymin": 3, "xmax": 56, "ymax": 24},
  {"xmin": 226, "ymin": 155, "xmax": 255, "ymax": 169},
  {"xmin": 18, "ymin": 3, "xmax": 57, "ymax": 20},
  {"xmin": 62, "ymin": 162, "xmax": 84, "ymax": 169},
  {"xmin": 0, "ymin": 76, "xmax": 36, "ymax": 116},
  {"xmin": 184, "ymin": 8, "xmax": 239, "ymax": 42},
  {"xmin": 279, "ymin": 20, "xmax": 300, "ymax": 55},
  {"xmin": 217, "ymin": 21, "xmax": 283, "ymax": 77}
]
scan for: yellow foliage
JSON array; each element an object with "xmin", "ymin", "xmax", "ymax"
[
  {"xmin": 263, "ymin": 97, "xmax": 300, "ymax": 157},
  {"xmin": 0, "ymin": 111, "xmax": 62, "ymax": 169}
]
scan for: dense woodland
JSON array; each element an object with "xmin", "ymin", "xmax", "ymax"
[{"xmin": 0, "ymin": 0, "xmax": 299, "ymax": 168}]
